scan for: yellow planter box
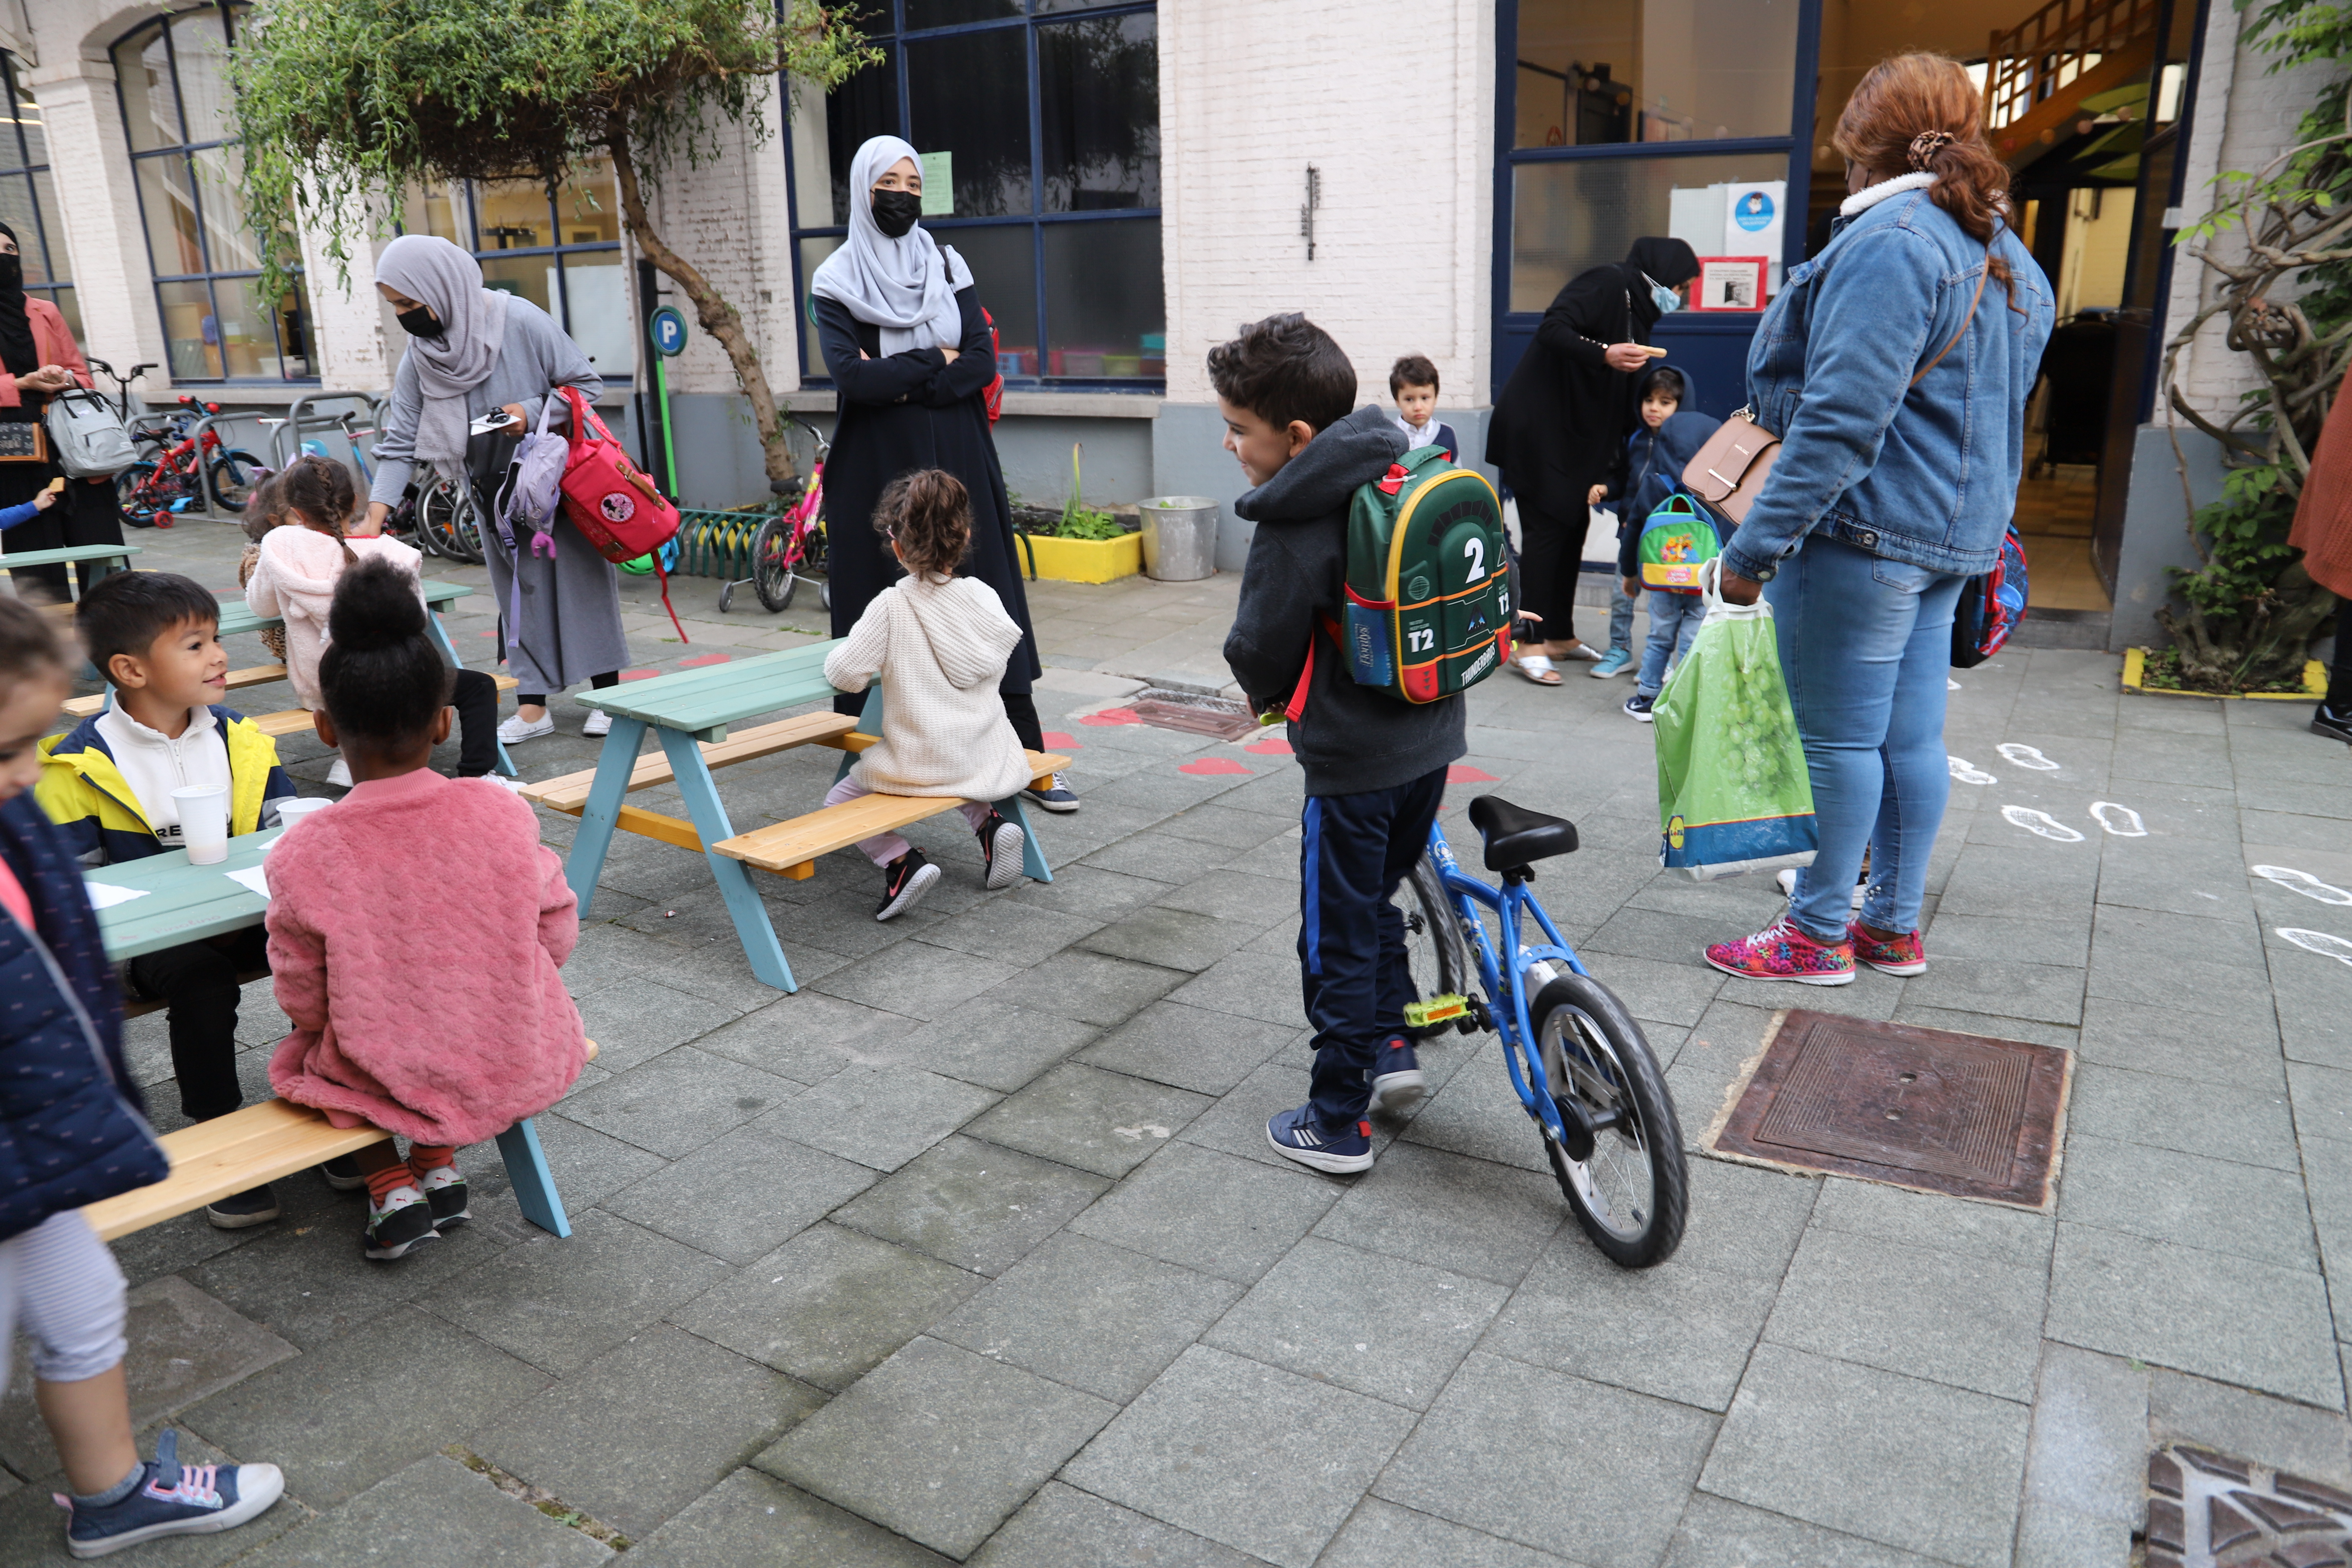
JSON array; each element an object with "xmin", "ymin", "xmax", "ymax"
[
  {"xmin": 1021, "ymin": 531, "xmax": 1142, "ymax": 583},
  {"xmin": 2122, "ymin": 647, "xmax": 2324, "ymax": 700}
]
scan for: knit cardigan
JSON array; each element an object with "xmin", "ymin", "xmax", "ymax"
[
  {"xmin": 243, "ymin": 528, "xmax": 427, "ymax": 710},
  {"xmin": 266, "ymin": 768, "xmax": 586, "ymax": 1147},
  {"xmin": 823, "ymin": 571, "xmax": 1031, "ymax": 802}
]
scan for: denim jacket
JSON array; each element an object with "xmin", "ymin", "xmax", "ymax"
[{"xmin": 1719, "ymin": 178, "xmax": 2053, "ymax": 583}]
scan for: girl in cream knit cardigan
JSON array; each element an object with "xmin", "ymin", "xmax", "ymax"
[{"xmin": 822, "ymin": 471, "xmax": 1032, "ymax": 920}]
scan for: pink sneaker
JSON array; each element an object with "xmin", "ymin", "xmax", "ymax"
[
  {"xmin": 1849, "ymin": 923, "xmax": 1927, "ymax": 976},
  {"xmin": 1704, "ymin": 916, "xmax": 1856, "ymax": 986}
]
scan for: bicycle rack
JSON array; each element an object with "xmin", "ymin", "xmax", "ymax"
[{"xmin": 268, "ymin": 391, "xmax": 382, "ymax": 470}]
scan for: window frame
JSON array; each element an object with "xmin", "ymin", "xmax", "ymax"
[
  {"xmin": 0, "ymin": 51, "xmax": 77, "ymax": 337},
  {"xmin": 400, "ymin": 175, "xmax": 636, "ymax": 385},
  {"xmin": 113, "ymin": 1, "xmax": 317, "ymax": 384},
  {"xmin": 783, "ymin": 0, "xmax": 1164, "ymax": 393}
]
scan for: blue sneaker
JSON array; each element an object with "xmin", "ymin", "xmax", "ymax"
[
  {"xmin": 1266, "ymin": 1104, "xmax": 1374, "ymax": 1174},
  {"xmin": 61, "ymin": 1430, "xmax": 283, "ymax": 1559},
  {"xmin": 1588, "ymin": 646, "xmax": 1633, "ymax": 679},
  {"xmin": 1368, "ymin": 1036, "xmax": 1425, "ymax": 1113}
]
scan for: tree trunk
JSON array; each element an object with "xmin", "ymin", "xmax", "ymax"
[{"xmin": 606, "ymin": 130, "xmax": 799, "ymax": 494}]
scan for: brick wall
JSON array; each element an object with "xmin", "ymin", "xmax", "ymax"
[{"xmin": 645, "ymin": 90, "xmax": 801, "ymax": 400}]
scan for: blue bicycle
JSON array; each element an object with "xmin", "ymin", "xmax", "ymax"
[{"xmin": 1393, "ymin": 796, "xmax": 1690, "ymax": 1267}]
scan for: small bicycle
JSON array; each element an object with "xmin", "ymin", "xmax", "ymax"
[
  {"xmin": 719, "ymin": 418, "xmax": 829, "ymax": 614},
  {"xmin": 1392, "ymin": 796, "xmax": 1689, "ymax": 1267}
]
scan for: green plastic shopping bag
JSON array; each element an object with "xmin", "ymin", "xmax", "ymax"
[{"xmin": 1650, "ymin": 559, "xmax": 1819, "ymax": 880}]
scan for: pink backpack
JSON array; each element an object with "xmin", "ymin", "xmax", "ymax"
[{"xmin": 554, "ymin": 385, "xmax": 687, "ymax": 640}]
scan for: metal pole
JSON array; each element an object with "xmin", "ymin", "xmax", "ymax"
[{"xmin": 655, "ymin": 351, "xmax": 679, "ymax": 498}]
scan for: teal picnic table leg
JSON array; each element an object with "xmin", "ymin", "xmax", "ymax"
[
  {"xmin": 565, "ymin": 715, "xmax": 648, "ymax": 914},
  {"xmin": 831, "ymin": 683, "xmax": 884, "ymax": 786},
  {"xmin": 425, "ymin": 611, "xmax": 519, "ymax": 776},
  {"xmin": 495, "ymin": 1117, "xmax": 570, "ymax": 1237},
  {"xmin": 657, "ymin": 725, "xmax": 798, "ymax": 992}
]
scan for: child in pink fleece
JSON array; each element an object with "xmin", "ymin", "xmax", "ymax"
[{"xmin": 266, "ymin": 557, "xmax": 588, "ymax": 1260}]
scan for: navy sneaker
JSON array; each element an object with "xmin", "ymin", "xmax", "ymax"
[
  {"xmin": 61, "ymin": 1430, "xmax": 283, "ymax": 1559},
  {"xmin": 977, "ymin": 810, "xmax": 1026, "ymax": 890},
  {"xmin": 205, "ymin": 1184, "xmax": 279, "ymax": 1230},
  {"xmin": 1368, "ymin": 1036, "xmax": 1425, "ymax": 1113},
  {"xmin": 1622, "ymin": 693, "xmax": 1656, "ymax": 723},
  {"xmin": 1021, "ymin": 772, "xmax": 1080, "ymax": 813},
  {"xmin": 317, "ymin": 1155, "xmax": 365, "ymax": 1192},
  {"xmin": 1266, "ymin": 1104, "xmax": 1374, "ymax": 1174}
]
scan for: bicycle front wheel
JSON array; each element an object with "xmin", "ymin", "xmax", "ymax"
[
  {"xmin": 1390, "ymin": 855, "xmax": 1470, "ymax": 1035},
  {"xmin": 208, "ymin": 450, "xmax": 265, "ymax": 511},
  {"xmin": 417, "ymin": 478, "xmax": 484, "ymax": 564},
  {"xmin": 1530, "ymin": 971, "xmax": 1687, "ymax": 1268},
  {"xmin": 752, "ymin": 516, "xmax": 797, "ymax": 612}
]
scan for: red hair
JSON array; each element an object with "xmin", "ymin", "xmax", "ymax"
[{"xmin": 1834, "ymin": 53, "xmax": 2020, "ymax": 306}]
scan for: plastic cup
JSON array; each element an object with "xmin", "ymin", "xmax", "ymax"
[
  {"xmin": 276, "ymin": 797, "xmax": 334, "ymax": 830},
  {"xmin": 173, "ymin": 784, "xmax": 230, "ymax": 865}
]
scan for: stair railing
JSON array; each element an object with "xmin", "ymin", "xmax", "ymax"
[{"xmin": 1983, "ymin": 0, "xmax": 2163, "ymax": 131}]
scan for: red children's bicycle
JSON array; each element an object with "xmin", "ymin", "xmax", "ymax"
[
  {"xmin": 718, "ymin": 418, "xmax": 830, "ymax": 614},
  {"xmin": 115, "ymin": 395, "xmax": 267, "ymax": 526}
]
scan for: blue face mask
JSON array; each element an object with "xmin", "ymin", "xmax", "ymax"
[{"xmin": 1651, "ymin": 281, "xmax": 1683, "ymax": 316}]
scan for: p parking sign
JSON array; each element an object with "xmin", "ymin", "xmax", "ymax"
[{"xmin": 648, "ymin": 305, "xmax": 689, "ymax": 358}]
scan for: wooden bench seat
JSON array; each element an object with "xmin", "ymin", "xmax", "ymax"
[
  {"xmin": 521, "ymin": 711, "xmax": 861, "ymax": 814},
  {"xmin": 713, "ymin": 749, "xmax": 1069, "ymax": 880}
]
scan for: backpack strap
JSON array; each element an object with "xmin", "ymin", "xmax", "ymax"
[
  {"xmin": 1910, "ymin": 251, "xmax": 1991, "ymax": 389},
  {"xmin": 1282, "ymin": 616, "xmax": 1345, "ymax": 724}
]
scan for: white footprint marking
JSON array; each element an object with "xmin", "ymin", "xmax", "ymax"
[
  {"xmin": 2253, "ymin": 866, "xmax": 2352, "ymax": 906},
  {"xmin": 2089, "ymin": 802, "xmax": 2146, "ymax": 837},
  {"xmin": 1948, "ymin": 756, "xmax": 1997, "ymax": 785},
  {"xmin": 2002, "ymin": 806, "xmax": 2085, "ymax": 842},
  {"xmin": 2277, "ymin": 928, "xmax": 2352, "ymax": 967},
  {"xmin": 1997, "ymin": 743, "xmax": 2061, "ymax": 771},
  {"xmin": 1112, "ymin": 1123, "xmax": 1172, "ymax": 1142}
]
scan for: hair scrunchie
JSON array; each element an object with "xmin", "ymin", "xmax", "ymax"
[{"xmin": 1908, "ymin": 129, "xmax": 1955, "ymax": 170}]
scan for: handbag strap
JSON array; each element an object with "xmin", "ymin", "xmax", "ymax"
[{"xmin": 1909, "ymin": 251, "xmax": 1991, "ymax": 389}]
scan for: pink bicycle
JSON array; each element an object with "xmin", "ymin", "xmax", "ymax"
[{"xmin": 721, "ymin": 419, "xmax": 829, "ymax": 613}]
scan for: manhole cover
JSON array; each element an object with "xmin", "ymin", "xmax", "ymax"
[
  {"xmin": 1131, "ymin": 689, "xmax": 1262, "ymax": 743},
  {"xmin": 2147, "ymin": 1444, "xmax": 2352, "ymax": 1566},
  {"xmin": 1704, "ymin": 1009, "xmax": 2072, "ymax": 1209}
]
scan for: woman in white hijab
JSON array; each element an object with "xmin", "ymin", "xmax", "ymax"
[
  {"xmin": 811, "ymin": 137, "xmax": 1070, "ymax": 813},
  {"xmin": 360, "ymin": 234, "xmax": 627, "ymax": 746}
]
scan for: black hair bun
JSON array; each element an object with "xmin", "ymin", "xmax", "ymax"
[{"xmin": 326, "ymin": 556, "xmax": 426, "ymax": 652}]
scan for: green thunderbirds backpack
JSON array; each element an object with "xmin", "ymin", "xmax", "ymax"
[{"xmin": 1279, "ymin": 444, "xmax": 1510, "ymax": 718}]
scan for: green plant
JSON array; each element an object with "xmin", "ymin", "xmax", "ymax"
[
  {"xmin": 231, "ymin": 0, "xmax": 874, "ymax": 496},
  {"xmin": 1057, "ymin": 508, "xmax": 1124, "ymax": 541},
  {"xmin": 2158, "ymin": 0, "xmax": 2352, "ymax": 690}
]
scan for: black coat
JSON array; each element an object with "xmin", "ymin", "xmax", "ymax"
[
  {"xmin": 818, "ymin": 288, "xmax": 1040, "ymax": 698},
  {"xmin": 1486, "ymin": 239, "xmax": 1698, "ymax": 515}
]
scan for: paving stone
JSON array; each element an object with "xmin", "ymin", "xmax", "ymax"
[
  {"xmin": 558, "ymin": 1046, "xmax": 805, "ymax": 1159},
  {"xmin": 2294, "ymin": 1060, "xmax": 2352, "ymax": 1145},
  {"xmin": 1674, "ymin": 1155, "xmax": 1819, "ymax": 1281},
  {"xmin": 1064, "ymin": 1344, "xmax": 1416, "ymax": 1568},
  {"xmin": 760, "ymin": 1063, "xmax": 1001, "ymax": 1172},
  {"xmin": 760, "ymin": 1337, "xmax": 1115, "ymax": 1560},
  {"xmin": 2084, "ymin": 930, "xmax": 2277, "ymax": 1021},
  {"xmin": 1764, "ymin": 1225, "xmax": 2048, "ymax": 1402},
  {"xmin": 965, "ymin": 1061, "xmax": 1213, "ymax": 1178},
  {"xmin": 1082, "ymin": 830, "xmax": 1245, "ymax": 882},
  {"xmin": 1313, "ymin": 1140, "xmax": 1565, "ymax": 1286},
  {"xmin": 929, "ymin": 1233, "xmax": 1243, "ymax": 1402},
  {"xmin": 601, "ymin": 1117, "xmax": 878, "ymax": 1263},
  {"xmin": 1377, "ymin": 1351, "xmax": 1717, "ymax": 1568},
  {"xmin": 2147, "ymin": 1367, "xmax": 2352, "ymax": 1487},
  {"xmin": 2073, "ymin": 995, "xmax": 2284, "ymax": 1087},
  {"xmin": 1145, "ymin": 867, "xmax": 1297, "ymax": 929},
  {"xmin": 528, "ymin": 1110, "xmax": 676, "ymax": 1210},
  {"xmin": 1398, "ymin": 1040, "xmax": 1550, "ymax": 1173},
  {"xmin": 1077, "ymin": 1000, "xmax": 1298, "ymax": 1096},
  {"xmin": 2067, "ymin": 1061, "xmax": 2299, "ymax": 1171},
  {"xmin": 831, "ymin": 1135, "xmax": 1109, "ymax": 1276},
  {"xmin": 182, "ymin": 1304, "xmax": 550, "ymax": 1507},
  {"xmin": 1152, "ymin": 804, "xmax": 1297, "ymax": 851},
  {"xmin": 2016, "ymin": 1343, "xmax": 2150, "ymax": 1547},
  {"xmin": 1175, "ymin": 1058, "xmax": 1400, "ymax": 1173},
  {"xmin": 1807, "ymin": 1171, "xmax": 2056, "ymax": 1271},
  {"xmin": 2045, "ymin": 1220, "xmax": 2345, "ymax": 1408},
  {"xmin": 1008, "ymin": 863, "xmax": 1173, "ymax": 922},
  {"xmin": 669, "ymin": 1223, "xmax": 983, "ymax": 1392},
  {"xmin": 812, "ymin": 941, "xmax": 1017, "ymax": 1021},
  {"xmin": 626, "ymin": 1469, "xmax": 953, "ymax": 1568},
  {"xmin": 1660, "ymin": 1493, "xmax": 1952, "ymax": 1568},
  {"xmin": 1067, "ymin": 1142, "xmax": 1338, "ymax": 1284},
  {"xmin": 969, "ymin": 1481, "xmax": 1265, "ymax": 1567},
  {"xmin": 570, "ymin": 977, "xmax": 745, "ymax": 1073},
  {"xmin": 1318, "ymin": 1497, "xmax": 1576, "ymax": 1567},
  {"xmin": 1165, "ymin": 949, "xmax": 1314, "ymax": 1027},
  {"xmin": 231, "ymin": 1455, "xmax": 608, "ymax": 1566},
  {"xmin": 984, "ymin": 949, "xmax": 1191, "ymax": 1027},
  {"xmin": 1698, "ymin": 1342, "xmax": 2029, "ymax": 1568},
  {"xmin": 2056, "ymin": 1132, "xmax": 2317, "ymax": 1272},
  {"xmin": 1079, "ymin": 905, "xmax": 1259, "ymax": 974},
  {"xmin": 890, "ymin": 1006, "xmax": 1101, "ymax": 1093},
  {"xmin": 1579, "ymin": 952, "xmax": 1728, "ymax": 1028},
  {"xmin": 910, "ymin": 900, "xmax": 1101, "ymax": 968},
  {"xmin": 1900, "ymin": 957, "xmax": 2086, "ymax": 1026},
  {"xmin": 689, "ymin": 992, "xmax": 914, "ymax": 1084}
]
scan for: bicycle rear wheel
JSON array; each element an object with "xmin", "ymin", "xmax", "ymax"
[
  {"xmin": 208, "ymin": 449, "xmax": 265, "ymax": 511},
  {"xmin": 1529, "ymin": 971, "xmax": 1687, "ymax": 1268},
  {"xmin": 1389, "ymin": 855, "xmax": 1470, "ymax": 1036},
  {"xmin": 417, "ymin": 477, "xmax": 484, "ymax": 564},
  {"xmin": 752, "ymin": 516, "xmax": 798, "ymax": 611}
]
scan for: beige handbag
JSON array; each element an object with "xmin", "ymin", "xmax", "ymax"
[{"xmin": 1681, "ymin": 259, "xmax": 1990, "ymax": 527}]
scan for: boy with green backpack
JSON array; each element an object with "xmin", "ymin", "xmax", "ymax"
[{"xmin": 1217, "ymin": 314, "xmax": 1506, "ymax": 1174}]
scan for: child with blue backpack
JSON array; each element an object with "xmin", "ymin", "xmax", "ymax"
[{"xmin": 1602, "ymin": 367, "xmax": 1726, "ymax": 721}]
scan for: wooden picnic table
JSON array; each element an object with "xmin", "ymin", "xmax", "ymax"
[{"xmin": 3, "ymin": 542, "xmax": 141, "ymax": 605}]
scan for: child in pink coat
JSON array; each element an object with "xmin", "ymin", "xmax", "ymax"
[{"xmin": 266, "ymin": 557, "xmax": 588, "ymax": 1260}]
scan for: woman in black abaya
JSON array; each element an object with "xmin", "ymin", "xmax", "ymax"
[
  {"xmin": 0, "ymin": 222, "xmax": 121, "ymax": 601},
  {"xmin": 1485, "ymin": 237, "xmax": 1697, "ymax": 683}
]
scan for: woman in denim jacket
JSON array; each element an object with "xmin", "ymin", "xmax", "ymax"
[{"xmin": 1704, "ymin": 54, "xmax": 2054, "ymax": 986}]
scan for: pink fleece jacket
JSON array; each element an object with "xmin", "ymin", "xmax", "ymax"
[
  {"xmin": 243, "ymin": 528, "xmax": 426, "ymax": 709},
  {"xmin": 266, "ymin": 768, "xmax": 587, "ymax": 1146}
]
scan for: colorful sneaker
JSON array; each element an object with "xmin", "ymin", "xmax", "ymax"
[
  {"xmin": 1368, "ymin": 1036, "xmax": 1425, "ymax": 1113},
  {"xmin": 205, "ymin": 1184, "xmax": 279, "ymax": 1230},
  {"xmin": 1266, "ymin": 1104, "xmax": 1374, "ymax": 1174},
  {"xmin": 362, "ymin": 1186, "xmax": 440, "ymax": 1260},
  {"xmin": 317, "ymin": 1155, "xmax": 365, "ymax": 1193},
  {"xmin": 1704, "ymin": 916, "xmax": 1856, "ymax": 986},
  {"xmin": 60, "ymin": 1430, "xmax": 284, "ymax": 1559},
  {"xmin": 1588, "ymin": 646, "xmax": 1633, "ymax": 679},
  {"xmin": 977, "ymin": 810, "xmax": 1026, "ymax": 891},
  {"xmin": 1021, "ymin": 772, "xmax": 1080, "ymax": 813},
  {"xmin": 1622, "ymin": 693, "xmax": 1656, "ymax": 723},
  {"xmin": 876, "ymin": 849, "xmax": 940, "ymax": 922},
  {"xmin": 1849, "ymin": 923, "xmax": 1928, "ymax": 976},
  {"xmin": 411, "ymin": 1161, "xmax": 471, "ymax": 1229}
]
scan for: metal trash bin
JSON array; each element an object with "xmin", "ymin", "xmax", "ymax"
[{"xmin": 1138, "ymin": 495, "xmax": 1218, "ymax": 581}]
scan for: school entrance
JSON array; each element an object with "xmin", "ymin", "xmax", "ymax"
[{"xmin": 1492, "ymin": 0, "xmax": 2207, "ymax": 619}]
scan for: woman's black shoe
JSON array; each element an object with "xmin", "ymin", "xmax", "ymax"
[{"xmin": 2315, "ymin": 703, "xmax": 2352, "ymax": 745}]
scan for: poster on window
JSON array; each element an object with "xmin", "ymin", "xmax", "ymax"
[
  {"xmin": 1723, "ymin": 182, "xmax": 1785, "ymax": 292},
  {"xmin": 1693, "ymin": 257, "xmax": 1769, "ymax": 312}
]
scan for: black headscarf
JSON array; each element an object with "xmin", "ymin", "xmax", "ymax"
[
  {"xmin": 1623, "ymin": 237, "xmax": 1700, "ymax": 328},
  {"xmin": 0, "ymin": 222, "xmax": 37, "ymax": 379}
]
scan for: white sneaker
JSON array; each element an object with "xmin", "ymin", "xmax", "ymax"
[
  {"xmin": 582, "ymin": 710, "xmax": 612, "ymax": 738},
  {"xmin": 325, "ymin": 756, "xmax": 352, "ymax": 788},
  {"xmin": 1777, "ymin": 867, "xmax": 1870, "ymax": 911},
  {"xmin": 498, "ymin": 713, "xmax": 555, "ymax": 744}
]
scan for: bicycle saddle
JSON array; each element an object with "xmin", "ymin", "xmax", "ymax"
[{"xmin": 1468, "ymin": 795, "xmax": 1578, "ymax": 874}]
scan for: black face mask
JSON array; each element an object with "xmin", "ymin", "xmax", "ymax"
[
  {"xmin": 870, "ymin": 188, "xmax": 923, "ymax": 239},
  {"xmin": 396, "ymin": 304, "xmax": 444, "ymax": 340},
  {"xmin": 0, "ymin": 254, "xmax": 21, "ymax": 291}
]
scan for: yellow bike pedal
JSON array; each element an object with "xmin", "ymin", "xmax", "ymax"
[{"xmin": 1404, "ymin": 994, "xmax": 1469, "ymax": 1029}]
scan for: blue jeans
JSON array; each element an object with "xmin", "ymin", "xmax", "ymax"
[
  {"xmin": 1636, "ymin": 590, "xmax": 1705, "ymax": 697},
  {"xmin": 1606, "ymin": 575, "xmax": 1636, "ymax": 654},
  {"xmin": 1766, "ymin": 535, "xmax": 1966, "ymax": 942}
]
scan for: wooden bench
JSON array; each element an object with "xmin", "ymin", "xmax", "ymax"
[
  {"xmin": 715, "ymin": 746, "xmax": 1069, "ymax": 879},
  {"xmin": 519, "ymin": 710, "xmax": 861, "ymax": 854},
  {"xmin": 1, "ymin": 542, "xmax": 140, "ymax": 603}
]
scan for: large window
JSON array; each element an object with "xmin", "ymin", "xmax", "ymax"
[
  {"xmin": 398, "ymin": 162, "xmax": 635, "ymax": 380},
  {"xmin": 114, "ymin": 3, "xmax": 314, "ymax": 382},
  {"xmin": 0, "ymin": 55, "xmax": 78, "ymax": 341},
  {"xmin": 786, "ymin": 0, "xmax": 1163, "ymax": 387}
]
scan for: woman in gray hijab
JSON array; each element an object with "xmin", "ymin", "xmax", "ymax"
[{"xmin": 358, "ymin": 234, "xmax": 626, "ymax": 744}]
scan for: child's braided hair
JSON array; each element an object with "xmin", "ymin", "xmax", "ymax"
[{"xmin": 276, "ymin": 453, "xmax": 359, "ymax": 565}]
